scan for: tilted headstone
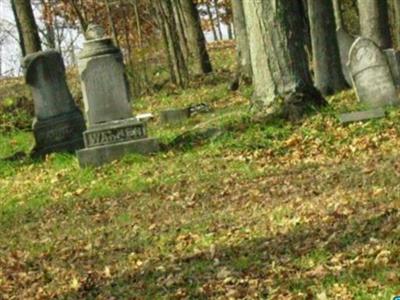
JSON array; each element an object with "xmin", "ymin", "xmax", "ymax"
[
  {"xmin": 384, "ymin": 49, "xmax": 400, "ymax": 88},
  {"xmin": 23, "ymin": 50, "xmax": 85, "ymax": 157},
  {"xmin": 76, "ymin": 25, "xmax": 159, "ymax": 167},
  {"xmin": 348, "ymin": 37, "xmax": 399, "ymax": 108},
  {"xmin": 336, "ymin": 28, "xmax": 356, "ymax": 86}
]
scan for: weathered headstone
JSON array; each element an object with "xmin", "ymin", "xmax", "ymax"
[
  {"xmin": 76, "ymin": 25, "xmax": 159, "ymax": 167},
  {"xmin": 348, "ymin": 37, "xmax": 399, "ymax": 108},
  {"xmin": 23, "ymin": 50, "xmax": 85, "ymax": 157},
  {"xmin": 384, "ymin": 49, "xmax": 400, "ymax": 88},
  {"xmin": 160, "ymin": 103, "xmax": 211, "ymax": 125},
  {"xmin": 336, "ymin": 28, "xmax": 356, "ymax": 86},
  {"xmin": 338, "ymin": 108, "xmax": 385, "ymax": 124},
  {"xmin": 160, "ymin": 108, "xmax": 190, "ymax": 124}
]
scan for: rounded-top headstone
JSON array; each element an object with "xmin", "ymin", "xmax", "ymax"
[
  {"xmin": 348, "ymin": 37, "xmax": 399, "ymax": 108},
  {"xmin": 23, "ymin": 50, "xmax": 77, "ymax": 119},
  {"xmin": 23, "ymin": 50, "xmax": 86, "ymax": 157}
]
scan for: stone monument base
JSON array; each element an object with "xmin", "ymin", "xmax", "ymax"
[
  {"xmin": 31, "ymin": 110, "xmax": 85, "ymax": 158},
  {"xmin": 76, "ymin": 137, "xmax": 159, "ymax": 167},
  {"xmin": 76, "ymin": 117, "xmax": 159, "ymax": 167}
]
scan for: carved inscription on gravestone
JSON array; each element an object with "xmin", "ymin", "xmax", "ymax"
[
  {"xmin": 85, "ymin": 123, "xmax": 146, "ymax": 147},
  {"xmin": 348, "ymin": 37, "xmax": 399, "ymax": 107}
]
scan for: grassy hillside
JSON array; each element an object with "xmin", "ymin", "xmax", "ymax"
[{"xmin": 0, "ymin": 46, "xmax": 399, "ymax": 299}]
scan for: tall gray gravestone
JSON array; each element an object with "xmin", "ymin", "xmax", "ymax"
[
  {"xmin": 348, "ymin": 37, "xmax": 399, "ymax": 108},
  {"xmin": 23, "ymin": 50, "xmax": 85, "ymax": 157},
  {"xmin": 76, "ymin": 25, "xmax": 159, "ymax": 167}
]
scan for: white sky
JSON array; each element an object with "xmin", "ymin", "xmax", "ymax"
[{"xmin": 0, "ymin": 0, "xmax": 23, "ymax": 76}]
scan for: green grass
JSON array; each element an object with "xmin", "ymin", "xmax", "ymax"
[{"xmin": 1, "ymin": 46, "xmax": 400, "ymax": 299}]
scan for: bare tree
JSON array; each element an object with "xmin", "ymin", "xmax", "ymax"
[
  {"xmin": 179, "ymin": 0, "xmax": 212, "ymax": 75},
  {"xmin": 12, "ymin": 0, "xmax": 42, "ymax": 54}
]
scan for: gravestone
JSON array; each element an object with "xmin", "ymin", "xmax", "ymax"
[
  {"xmin": 23, "ymin": 50, "xmax": 85, "ymax": 157},
  {"xmin": 76, "ymin": 25, "xmax": 159, "ymax": 167},
  {"xmin": 160, "ymin": 103, "xmax": 212, "ymax": 125},
  {"xmin": 348, "ymin": 37, "xmax": 399, "ymax": 108},
  {"xmin": 336, "ymin": 28, "xmax": 356, "ymax": 86},
  {"xmin": 160, "ymin": 108, "xmax": 190, "ymax": 124},
  {"xmin": 338, "ymin": 108, "xmax": 385, "ymax": 124},
  {"xmin": 384, "ymin": 49, "xmax": 400, "ymax": 88}
]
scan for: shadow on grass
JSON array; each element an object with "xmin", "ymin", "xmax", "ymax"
[
  {"xmin": 161, "ymin": 104, "xmax": 324, "ymax": 152},
  {"xmin": 61, "ymin": 206, "xmax": 399, "ymax": 299}
]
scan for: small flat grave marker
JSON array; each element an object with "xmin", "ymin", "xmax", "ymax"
[
  {"xmin": 160, "ymin": 108, "xmax": 190, "ymax": 124},
  {"xmin": 338, "ymin": 108, "xmax": 385, "ymax": 124}
]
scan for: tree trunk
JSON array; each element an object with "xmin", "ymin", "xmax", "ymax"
[
  {"xmin": 12, "ymin": 0, "xmax": 41, "ymax": 54},
  {"xmin": 243, "ymin": 0, "xmax": 325, "ymax": 119},
  {"xmin": 155, "ymin": 0, "xmax": 188, "ymax": 88},
  {"xmin": 227, "ymin": 23, "xmax": 233, "ymax": 40},
  {"xmin": 179, "ymin": 0, "xmax": 213, "ymax": 75},
  {"xmin": 357, "ymin": 0, "xmax": 392, "ymax": 48},
  {"xmin": 308, "ymin": 0, "xmax": 348, "ymax": 95},
  {"xmin": 172, "ymin": 1, "xmax": 189, "ymax": 64},
  {"xmin": 332, "ymin": 0, "xmax": 344, "ymax": 29},
  {"xmin": 231, "ymin": 0, "xmax": 252, "ymax": 81},
  {"xmin": 69, "ymin": 0, "xmax": 88, "ymax": 33},
  {"xmin": 393, "ymin": 0, "xmax": 400, "ymax": 47},
  {"xmin": 213, "ymin": 0, "xmax": 223, "ymax": 40},
  {"xmin": 206, "ymin": 2, "xmax": 218, "ymax": 41},
  {"xmin": 11, "ymin": 0, "xmax": 26, "ymax": 56},
  {"xmin": 105, "ymin": 0, "xmax": 119, "ymax": 47}
]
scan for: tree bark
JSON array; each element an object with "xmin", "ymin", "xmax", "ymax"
[
  {"xmin": 155, "ymin": 0, "xmax": 188, "ymax": 88},
  {"xmin": 227, "ymin": 23, "xmax": 233, "ymax": 40},
  {"xmin": 231, "ymin": 0, "xmax": 252, "ymax": 81},
  {"xmin": 357, "ymin": 0, "xmax": 392, "ymax": 48},
  {"xmin": 393, "ymin": 0, "xmax": 400, "ymax": 47},
  {"xmin": 69, "ymin": 0, "xmax": 88, "ymax": 34},
  {"xmin": 332, "ymin": 0, "xmax": 344, "ymax": 29},
  {"xmin": 308, "ymin": 0, "xmax": 348, "ymax": 95},
  {"xmin": 10, "ymin": 0, "xmax": 26, "ymax": 56},
  {"xmin": 179, "ymin": 0, "xmax": 213, "ymax": 75},
  {"xmin": 12, "ymin": 0, "xmax": 41, "ymax": 54},
  {"xmin": 172, "ymin": 1, "xmax": 189, "ymax": 64},
  {"xmin": 243, "ymin": 0, "xmax": 325, "ymax": 119}
]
